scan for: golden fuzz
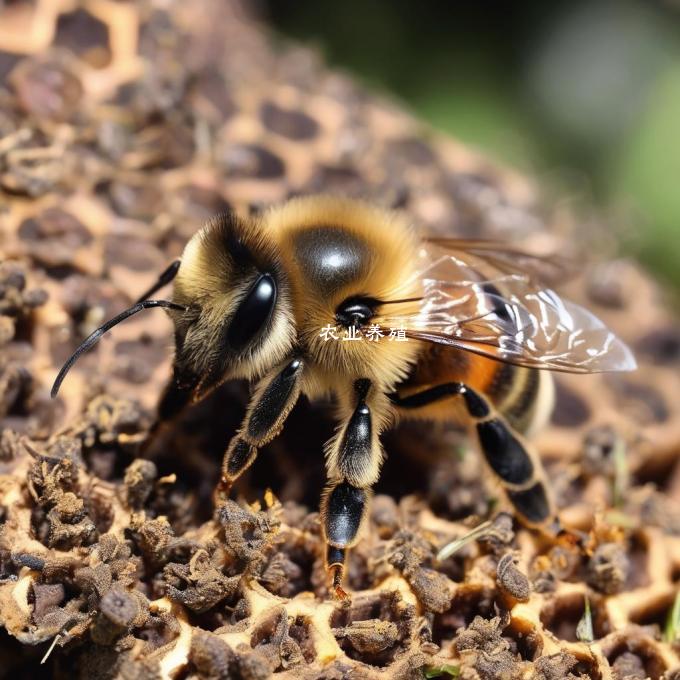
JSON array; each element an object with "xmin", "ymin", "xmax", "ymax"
[{"xmin": 172, "ymin": 195, "xmax": 424, "ymax": 398}]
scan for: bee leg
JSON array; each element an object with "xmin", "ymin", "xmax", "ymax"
[
  {"xmin": 391, "ymin": 383, "xmax": 555, "ymax": 529},
  {"xmin": 158, "ymin": 372, "xmax": 198, "ymax": 422},
  {"xmin": 141, "ymin": 370, "xmax": 198, "ymax": 453},
  {"xmin": 322, "ymin": 379, "xmax": 380, "ymax": 598},
  {"xmin": 321, "ymin": 480, "xmax": 370, "ymax": 600},
  {"xmin": 217, "ymin": 356, "xmax": 304, "ymax": 499}
]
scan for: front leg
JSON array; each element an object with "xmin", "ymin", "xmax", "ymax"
[
  {"xmin": 141, "ymin": 367, "xmax": 199, "ymax": 454},
  {"xmin": 218, "ymin": 356, "xmax": 304, "ymax": 496},
  {"xmin": 321, "ymin": 379, "xmax": 386, "ymax": 598}
]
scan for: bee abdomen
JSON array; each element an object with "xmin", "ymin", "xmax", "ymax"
[
  {"xmin": 490, "ymin": 365, "xmax": 552, "ymax": 436},
  {"xmin": 396, "ymin": 346, "xmax": 554, "ymax": 436}
]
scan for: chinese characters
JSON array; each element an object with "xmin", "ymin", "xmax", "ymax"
[{"xmin": 319, "ymin": 324, "xmax": 408, "ymax": 342}]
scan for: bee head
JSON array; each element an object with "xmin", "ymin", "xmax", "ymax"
[{"xmin": 170, "ymin": 211, "xmax": 296, "ymax": 399}]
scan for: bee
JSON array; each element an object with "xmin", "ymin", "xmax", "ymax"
[{"xmin": 51, "ymin": 195, "xmax": 636, "ymax": 597}]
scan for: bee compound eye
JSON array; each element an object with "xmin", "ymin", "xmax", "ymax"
[{"xmin": 226, "ymin": 273, "xmax": 277, "ymax": 352}]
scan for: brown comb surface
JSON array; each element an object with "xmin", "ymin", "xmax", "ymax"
[{"xmin": 1, "ymin": 1, "xmax": 679, "ymax": 678}]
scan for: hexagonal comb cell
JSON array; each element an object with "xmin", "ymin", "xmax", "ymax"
[
  {"xmin": 55, "ymin": 9, "xmax": 111, "ymax": 67},
  {"xmin": 540, "ymin": 592, "xmax": 611, "ymax": 642},
  {"xmin": 503, "ymin": 617, "xmax": 543, "ymax": 662},
  {"xmin": 330, "ymin": 590, "xmax": 414, "ymax": 667},
  {"xmin": 601, "ymin": 629, "xmax": 671, "ymax": 680},
  {"xmin": 432, "ymin": 585, "xmax": 496, "ymax": 649}
]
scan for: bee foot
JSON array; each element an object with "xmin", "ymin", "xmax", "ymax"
[
  {"xmin": 213, "ymin": 479, "xmax": 232, "ymax": 506},
  {"xmin": 329, "ymin": 564, "xmax": 350, "ymax": 600}
]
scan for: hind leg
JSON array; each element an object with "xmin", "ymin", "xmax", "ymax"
[{"xmin": 390, "ymin": 382, "xmax": 555, "ymax": 528}]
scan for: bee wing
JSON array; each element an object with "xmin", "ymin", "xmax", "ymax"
[
  {"xmin": 376, "ymin": 240, "xmax": 637, "ymax": 373},
  {"xmin": 424, "ymin": 237, "xmax": 577, "ymax": 286}
]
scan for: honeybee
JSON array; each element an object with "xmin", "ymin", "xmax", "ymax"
[{"xmin": 52, "ymin": 195, "xmax": 636, "ymax": 597}]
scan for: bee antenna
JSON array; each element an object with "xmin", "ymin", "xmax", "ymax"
[
  {"xmin": 380, "ymin": 296, "xmax": 423, "ymax": 305},
  {"xmin": 51, "ymin": 299, "xmax": 186, "ymax": 399},
  {"xmin": 134, "ymin": 259, "xmax": 181, "ymax": 304}
]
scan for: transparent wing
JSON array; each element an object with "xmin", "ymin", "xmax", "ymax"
[
  {"xmin": 424, "ymin": 237, "xmax": 577, "ymax": 286},
  {"xmin": 375, "ymin": 240, "xmax": 636, "ymax": 373}
]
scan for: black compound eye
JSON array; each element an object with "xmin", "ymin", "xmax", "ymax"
[
  {"xmin": 227, "ymin": 273, "xmax": 277, "ymax": 352},
  {"xmin": 335, "ymin": 296, "xmax": 378, "ymax": 328}
]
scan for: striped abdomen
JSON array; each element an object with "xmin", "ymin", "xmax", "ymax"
[{"xmin": 396, "ymin": 343, "xmax": 554, "ymax": 436}]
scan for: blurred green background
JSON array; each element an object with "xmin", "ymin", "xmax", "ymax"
[{"xmin": 265, "ymin": 0, "xmax": 680, "ymax": 297}]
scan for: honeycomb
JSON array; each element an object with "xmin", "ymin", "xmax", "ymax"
[{"xmin": 1, "ymin": 1, "xmax": 679, "ymax": 678}]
